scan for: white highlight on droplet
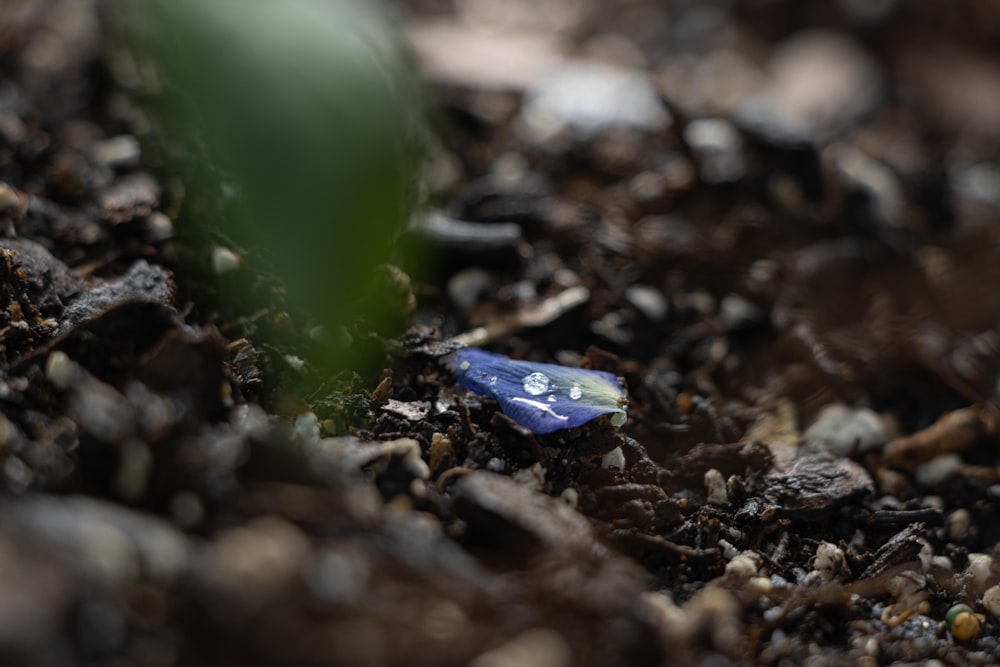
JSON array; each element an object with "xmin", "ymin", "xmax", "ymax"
[
  {"xmin": 511, "ymin": 397, "xmax": 568, "ymax": 421},
  {"xmin": 569, "ymin": 385, "xmax": 582, "ymax": 400},
  {"xmin": 522, "ymin": 372, "xmax": 551, "ymax": 395},
  {"xmin": 547, "ymin": 395, "xmax": 556, "ymax": 402},
  {"xmin": 489, "ymin": 376, "xmax": 497, "ymax": 384}
]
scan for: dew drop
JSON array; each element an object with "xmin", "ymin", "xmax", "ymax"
[
  {"xmin": 609, "ymin": 411, "xmax": 627, "ymax": 427},
  {"xmin": 489, "ymin": 376, "xmax": 498, "ymax": 385},
  {"xmin": 459, "ymin": 360, "xmax": 471, "ymax": 371},
  {"xmin": 569, "ymin": 385, "xmax": 583, "ymax": 400},
  {"xmin": 522, "ymin": 372, "xmax": 550, "ymax": 395}
]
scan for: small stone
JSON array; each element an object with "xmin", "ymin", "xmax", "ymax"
[
  {"xmin": 683, "ymin": 118, "xmax": 745, "ymax": 184},
  {"xmin": 966, "ymin": 553, "xmax": 993, "ymax": 590},
  {"xmin": 145, "ymin": 212, "xmax": 175, "ymax": 241},
  {"xmin": 0, "ymin": 181, "xmax": 28, "ymax": 219},
  {"xmin": 724, "ymin": 553, "xmax": 758, "ymax": 585},
  {"xmin": 90, "ymin": 134, "xmax": 141, "ymax": 169},
  {"xmin": 804, "ymin": 403, "xmax": 887, "ymax": 456},
  {"xmin": 814, "ymin": 542, "xmax": 847, "ymax": 582},
  {"xmin": 719, "ymin": 294, "xmax": 763, "ymax": 332},
  {"xmin": 740, "ymin": 29, "xmax": 881, "ymax": 141},
  {"xmin": 704, "ymin": 468, "xmax": 729, "ymax": 506},
  {"xmin": 283, "ymin": 354, "xmax": 306, "ymax": 372},
  {"xmin": 914, "ymin": 453, "xmax": 962, "ymax": 487},
  {"xmin": 407, "ymin": 20, "xmax": 565, "ymax": 91},
  {"xmin": 601, "ymin": 446, "xmax": 626, "ymax": 470},
  {"xmin": 983, "ymin": 585, "xmax": 1000, "ymax": 619},
  {"xmin": 945, "ymin": 508, "xmax": 971, "ymax": 543},
  {"xmin": 930, "ymin": 555, "xmax": 953, "ymax": 571},
  {"xmin": 100, "ymin": 172, "xmax": 159, "ymax": 214},
  {"xmin": 293, "ymin": 412, "xmax": 321, "ymax": 445},
  {"xmin": 45, "ymin": 351, "xmax": 82, "ymax": 390},
  {"xmin": 522, "ymin": 62, "xmax": 672, "ymax": 140},
  {"xmin": 447, "ymin": 267, "xmax": 492, "ymax": 309},
  {"xmin": 211, "ymin": 246, "xmax": 243, "ymax": 274},
  {"xmin": 625, "ymin": 285, "xmax": 668, "ymax": 321}
]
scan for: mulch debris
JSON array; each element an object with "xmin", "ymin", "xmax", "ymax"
[{"xmin": 3, "ymin": 0, "xmax": 1000, "ymax": 665}]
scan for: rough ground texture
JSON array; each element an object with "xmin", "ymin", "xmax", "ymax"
[{"xmin": 4, "ymin": 1, "xmax": 1000, "ymax": 665}]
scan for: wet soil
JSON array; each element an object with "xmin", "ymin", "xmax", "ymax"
[{"xmin": 3, "ymin": 1, "xmax": 1000, "ymax": 665}]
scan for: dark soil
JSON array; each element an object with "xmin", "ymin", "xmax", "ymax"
[{"xmin": 3, "ymin": 1, "xmax": 1000, "ymax": 665}]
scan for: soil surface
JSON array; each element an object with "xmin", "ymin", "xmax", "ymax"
[{"xmin": 3, "ymin": 1, "xmax": 1000, "ymax": 666}]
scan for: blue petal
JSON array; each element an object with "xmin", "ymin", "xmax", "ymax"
[{"xmin": 452, "ymin": 348, "xmax": 627, "ymax": 434}]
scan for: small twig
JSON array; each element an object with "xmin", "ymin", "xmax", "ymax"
[
  {"xmin": 881, "ymin": 405, "xmax": 997, "ymax": 470},
  {"xmin": 448, "ymin": 285, "xmax": 590, "ymax": 347}
]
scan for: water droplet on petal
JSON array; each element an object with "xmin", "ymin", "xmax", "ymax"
[
  {"xmin": 547, "ymin": 395, "xmax": 556, "ymax": 402},
  {"xmin": 459, "ymin": 360, "xmax": 471, "ymax": 371},
  {"xmin": 522, "ymin": 372, "xmax": 550, "ymax": 395},
  {"xmin": 569, "ymin": 385, "xmax": 582, "ymax": 400},
  {"xmin": 489, "ymin": 376, "xmax": 497, "ymax": 385},
  {"xmin": 609, "ymin": 411, "xmax": 627, "ymax": 427}
]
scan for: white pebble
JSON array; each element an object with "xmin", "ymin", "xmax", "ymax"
[
  {"xmin": 294, "ymin": 412, "xmax": 321, "ymax": 446},
  {"xmin": 211, "ymin": 246, "xmax": 243, "ymax": 274},
  {"xmin": 929, "ymin": 555, "xmax": 952, "ymax": 571},
  {"xmin": 814, "ymin": 542, "xmax": 846, "ymax": 582},
  {"xmin": 90, "ymin": 134, "xmax": 141, "ymax": 169},
  {"xmin": 283, "ymin": 354, "xmax": 306, "ymax": 372},
  {"xmin": 724, "ymin": 553, "xmax": 758, "ymax": 585},
  {"xmin": 966, "ymin": 553, "xmax": 993, "ymax": 589},
  {"xmin": 45, "ymin": 351, "xmax": 82, "ymax": 390},
  {"xmin": 146, "ymin": 212, "xmax": 175, "ymax": 241},
  {"xmin": 946, "ymin": 509, "xmax": 971, "ymax": 542},
  {"xmin": 625, "ymin": 285, "xmax": 668, "ymax": 321},
  {"xmin": 704, "ymin": 468, "xmax": 728, "ymax": 505},
  {"xmin": 983, "ymin": 585, "xmax": 1000, "ymax": 619},
  {"xmin": 914, "ymin": 454, "xmax": 962, "ymax": 487},
  {"xmin": 804, "ymin": 403, "xmax": 887, "ymax": 455},
  {"xmin": 601, "ymin": 446, "xmax": 626, "ymax": 470},
  {"xmin": 523, "ymin": 62, "xmax": 672, "ymax": 139}
]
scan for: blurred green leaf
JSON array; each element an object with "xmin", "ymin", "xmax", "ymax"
[{"xmin": 110, "ymin": 0, "xmax": 420, "ymax": 399}]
